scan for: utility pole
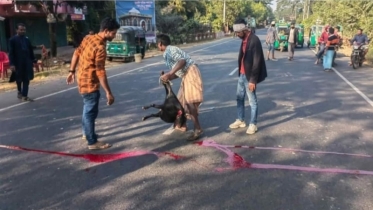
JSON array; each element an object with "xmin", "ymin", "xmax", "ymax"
[{"xmin": 223, "ymin": 0, "xmax": 226, "ymax": 32}]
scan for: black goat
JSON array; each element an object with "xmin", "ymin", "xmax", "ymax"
[{"xmin": 142, "ymin": 71, "xmax": 187, "ymax": 128}]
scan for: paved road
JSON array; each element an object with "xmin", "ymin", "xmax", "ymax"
[{"xmin": 1, "ymin": 29, "xmax": 373, "ymax": 210}]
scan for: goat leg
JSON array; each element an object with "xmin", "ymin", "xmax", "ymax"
[
  {"xmin": 142, "ymin": 111, "xmax": 162, "ymax": 121},
  {"xmin": 142, "ymin": 104, "xmax": 164, "ymax": 110}
]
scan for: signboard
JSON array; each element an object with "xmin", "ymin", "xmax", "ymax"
[{"xmin": 115, "ymin": 0, "xmax": 156, "ymax": 43}]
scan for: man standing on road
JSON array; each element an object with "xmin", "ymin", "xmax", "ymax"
[
  {"xmin": 287, "ymin": 23, "xmax": 298, "ymax": 61},
  {"xmin": 158, "ymin": 34, "xmax": 204, "ymax": 141},
  {"xmin": 66, "ymin": 17, "xmax": 120, "ymax": 150},
  {"xmin": 265, "ymin": 21, "xmax": 279, "ymax": 61},
  {"xmin": 229, "ymin": 18, "xmax": 267, "ymax": 135},
  {"xmin": 8, "ymin": 23, "xmax": 37, "ymax": 102}
]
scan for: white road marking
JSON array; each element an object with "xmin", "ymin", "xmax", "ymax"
[
  {"xmin": 0, "ymin": 38, "xmax": 235, "ymax": 113},
  {"xmin": 229, "ymin": 67, "xmax": 238, "ymax": 76},
  {"xmin": 311, "ymin": 49, "xmax": 373, "ymax": 108},
  {"xmin": 332, "ymin": 67, "xmax": 373, "ymax": 107}
]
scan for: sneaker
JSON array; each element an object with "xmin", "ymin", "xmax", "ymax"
[
  {"xmin": 246, "ymin": 124, "xmax": 258, "ymax": 135},
  {"xmin": 229, "ymin": 119, "xmax": 246, "ymax": 129},
  {"xmin": 17, "ymin": 92, "xmax": 22, "ymax": 99}
]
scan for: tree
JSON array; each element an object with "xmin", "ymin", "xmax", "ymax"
[{"xmin": 13, "ymin": 0, "xmax": 85, "ymax": 57}]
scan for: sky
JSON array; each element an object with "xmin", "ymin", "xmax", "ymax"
[{"xmin": 270, "ymin": 0, "xmax": 277, "ymax": 11}]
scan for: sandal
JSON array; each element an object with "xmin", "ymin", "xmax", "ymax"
[
  {"xmin": 88, "ymin": 141, "xmax": 112, "ymax": 150},
  {"xmin": 174, "ymin": 126, "xmax": 187, "ymax": 132},
  {"xmin": 187, "ymin": 130, "xmax": 203, "ymax": 141},
  {"xmin": 22, "ymin": 97, "xmax": 34, "ymax": 102}
]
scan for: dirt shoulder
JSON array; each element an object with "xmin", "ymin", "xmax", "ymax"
[{"xmin": 0, "ymin": 37, "xmax": 228, "ymax": 93}]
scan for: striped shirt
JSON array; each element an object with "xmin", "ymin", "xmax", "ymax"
[
  {"xmin": 74, "ymin": 34, "xmax": 107, "ymax": 94},
  {"xmin": 163, "ymin": 45, "xmax": 195, "ymax": 77}
]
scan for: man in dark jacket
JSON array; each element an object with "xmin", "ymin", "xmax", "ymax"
[
  {"xmin": 287, "ymin": 23, "xmax": 298, "ymax": 60},
  {"xmin": 9, "ymin": 23, "xmax": 36, "ymax": 101},
  {"xmin": 229, "ymin": 18, "xmax": 267, "ymax": 135}
]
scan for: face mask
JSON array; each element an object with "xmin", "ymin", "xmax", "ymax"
[
  {"xmin": 271, "ymin": 24, "xmax": 275, "ymax": 27},
  {"xmin": 291, "ymin": 26, "xmax": 294, "ymax": 28}
]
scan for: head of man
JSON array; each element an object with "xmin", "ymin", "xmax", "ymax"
[
  {"xmin": 156, "ymin": 34, "xmax": 171, "ymax": 52},
  {"xmin": 357, "ymin": 29, "xmax": 363, "ymax": 35},
  {"xmin": 98, "ymin": 17, "xmax": 120, "ymax": 42},
  {"xmin": 335, "ymin": 26, "xmax": 340, "ymax": 33},
  {"xmin": 328, "ymin": 27, "xmax": 334, "ymax": 35},
  {"xmin": 271, "ymin": 21, "xmax": 275, "ymax": 27},
  {"xmin": 233, "ymin": 18, "xmax": 250, "ymax": 39},
  {"xmin": 16, "ymin": 23, "xmax": 26, "ymax": 36},
  {"xmin": 290, "ymin": 23, "xmax": 295, "ymax": 29}
]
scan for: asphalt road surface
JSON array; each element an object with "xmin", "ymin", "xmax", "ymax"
[{"xmin": 1, "ymin": 29, "xmax": 373, "ymax": 210}]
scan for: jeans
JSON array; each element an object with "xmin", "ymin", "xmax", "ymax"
[
  {"xmin": 16, "ymin": 72, "xmax": 30, "ymax": 97},
  {"xmin": 323, "ymin": 50, "xmax": 335, "ymax": 69},
  {"xmin": 267, "ymin": 42, "xmax": 275, "ymax": 54},
  {"xmin": 236, "ymin": 74, "xmax": 258, "ymax": 125},
  {"xmin": 82, "ymin": 90, "xmax": 100, "ymax": 145}
]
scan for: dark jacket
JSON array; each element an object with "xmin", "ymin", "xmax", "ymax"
[
  {"xmin": 8, "ymin": 35, "xmax": 36, "ymax": 80},
  {"xmin": 287, "ymin": 28, "xmax": 299, "ymax": 43},
  {"xmin": 238, "ymin": 34, "xmax": 267, "ymax": 84}
]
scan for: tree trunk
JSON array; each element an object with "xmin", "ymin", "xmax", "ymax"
[{"xmin": 49, "ymin": 22, "xmax": 57, "ymax": 57}]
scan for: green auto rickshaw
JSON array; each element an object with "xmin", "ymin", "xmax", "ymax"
[
  {"xmin": 295, "ymin": 24, "xmax": 304, "ymax": 48},
  {"xmin": 274, "ymin": 23, "xmax": 290, "ymax": 51},
  {"xmin": 106, "ymin": 26, "xmax": 147, "ymax": 62},
  {"xmin": 307, "ymin": 24, "xmax": 323, "ymax": 48}
]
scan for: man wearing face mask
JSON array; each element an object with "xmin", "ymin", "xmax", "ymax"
[
  {"xmin": 229, "ymin": 18, "xmax": 267, "ymax": 135},
  {"xmin": 8, "ymin": 23, "xmax": 37, "ymax": 102},
  {"xmin": 66, "ymin": 17, "xmax": 120, "ymax": 150},
  {"xmin": 287, "ymin": 23, "xmax": 298, "ymax": 61}
]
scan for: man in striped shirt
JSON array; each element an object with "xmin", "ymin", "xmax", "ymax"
[
  {"xmin": 66, "ymin": 17, "xmax": 120, "ymax": 150},
  {"xmin": 158, "ymin": 34, "xmax": 204, "ymax": 141}
]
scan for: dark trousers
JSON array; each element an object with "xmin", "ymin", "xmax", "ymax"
[
  {"xmin": 16, "ymin": 72, "xmax": 30, "ymax": 97},
  {"xmin": 81, "ymin": 90, "xmax": 100, "ymax": 145}
]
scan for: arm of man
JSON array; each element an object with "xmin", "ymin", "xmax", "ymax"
[
  {"xmin": 249, "ymin": 37, "xmax": 262, "ymax": 88},
  {"xmin": 70, "ymin": 37, "xmax": 87, "ymax": 71},
  {"xmin": 95, "ymin": 45, "xmax": 114, "ymax": 105},
  {"xmin": 8, "ymin": 38, "xmax": 15, "ymax": 68},
  {"xmin": 28, "ymin": 38, "xmax": 36, "ymax": 63}
]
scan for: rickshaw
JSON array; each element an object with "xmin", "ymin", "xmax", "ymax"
[
  {"xmin": 307, "ymin": 24, "xmax": 323, "ymax": 48},
  {"xmin": 274, "ymin": 23, "xmax": 290, "ymax": 51},
  {"xmin": 106, "ymin": 26, "xmax": 147, "ymax": 62},
  {"xmin": 295, "ymin": 24, "xmax": 304, "ymax": 48}
]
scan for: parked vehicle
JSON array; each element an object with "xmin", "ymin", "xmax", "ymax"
[
  {"xmin": 106, "ymin": 26, "xmax": 147, "ymax": 62},
  {"xmin": 307, "ymin": 24, "xmax": 323, "ymax": 48},
  {"xmin": 295, "ymin": 24, "xmax": 304, "ymax": 48},
  {"xmin": 274, "ymin": 23, "xmax": 290, "ymax": 51}
]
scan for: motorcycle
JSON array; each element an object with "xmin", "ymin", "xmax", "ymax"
[{"xmin": 351, "ymin": 44, "xmax": 369, "ymax": 69}]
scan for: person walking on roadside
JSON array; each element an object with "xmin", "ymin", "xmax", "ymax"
[
  {"xmin": 66, "ymin": 17, "xmax": 120, "ymax": 150},
  {"xmin": 323, "ymin": 27, "xmax": 339, "ymax": 72},
  {"xmin": 265, "ymin": 21, "xmax": 279, "ymax": 61},
  {"xmin": 229, "ymin": 18, "xmax": 267, "ymax": 135},
  {"xmin": 8, "ymin": 23, "xmax": 37, "ymax": 102},
  {"xmin": 158, "ymin": 34, "xmax": 204, "ymax": 141},
  {"xmin": 287, "ymin": 23, "xmax": 298, "ymax": 61}
]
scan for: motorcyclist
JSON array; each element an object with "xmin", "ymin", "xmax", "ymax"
[{"xmin": 349, "ymin": 29, "xmax": 369, "ymax": 66}]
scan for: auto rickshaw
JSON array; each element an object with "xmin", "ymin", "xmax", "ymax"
[
  {"xmin": 295, "ymin": 24, "xmax": 304, "ymax": 48},
  {"xmin": 274, "ymin": 23, "xmax": 290, "ymax": 51},
  {"xmin": 106, "ymin": 26, "xmax": 147, "ymax": 62},
  {"xmin": 307, "ymin": 24, "xmax": 323, "ymax": 48}
]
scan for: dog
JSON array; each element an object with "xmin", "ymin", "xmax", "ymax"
[{"xmin": 142, "ymin": 71, "xmax": 187, "ymax": 129}]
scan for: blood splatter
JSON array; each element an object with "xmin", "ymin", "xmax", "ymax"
[{"xmin": 0, "ymin": 144, "xmax": 182, "ymax": 163}]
